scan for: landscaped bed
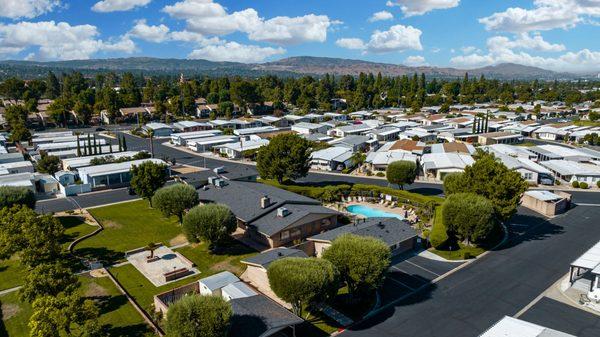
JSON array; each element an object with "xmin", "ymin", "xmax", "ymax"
[
  {"xmin": 74, "ymin": 200, "xmax": 183, "ymax": 263},
  {"xmin": 0, "ymin": 274, "xmax": 151, "ymax": 337}
]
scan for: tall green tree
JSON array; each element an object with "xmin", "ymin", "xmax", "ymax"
[
  {"xmin": 443, "ymin": 150, "xmax": 527, "ymax": 222},
  {"xmin": 29, "ymin": 293, "xmax": 101, "ymax": 337},
  {"xmin": 322, "ymin": 234, "xmax": 391, "ymax": 298},
  {"xmin": 442, "ymin": 193, "xmax": 497, "ymax": 245},
  {"xmin": 166, "ymin": 294, "xmax": 232, "ymax": 337},
  {"xmin": 130, "ymin": 161, "xmax": 168, "ymax": 206},
  {"xmin": 256, "ymin": 133, "xmax": 311, "ymax": 184},
  {"xmin": 183, "ymin": 204, "xmax": 237, "ymax": 251},
  {"xmin": 152, "ymin": 184, "xmax": 199, "ymax": 224},
  {"xmin": 386, "ymin": 160, "xmax": 417, "ymax": 189},
  {"xmin": 36, "ymin": 155, "xmax": 61, "ymax": 175},
  {"xmin": 19, "ymin": 262, "xmax": 79, "ymax": 303},
  {"xmin": 0, "ymin": 186, "xmax": 36, "ymax": 209},
  {"xmin": 268, "ymin": 257, "xmax": 338, "ymax": 316}
]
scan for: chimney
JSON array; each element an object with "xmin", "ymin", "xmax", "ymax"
[
  {"xmin": 277, "ymin": 207, "xmax": 289, "ymax": 217},
  {"xmin": 260, "ymin": 195, "xmax": 270, "ymax": 209}
]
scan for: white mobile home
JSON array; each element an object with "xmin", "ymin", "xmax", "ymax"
[
  {"xmin": 170, "ymin": 130, "xmax": 223, "ymax": 146},
  {"xmin": 77, "ymin": 158, "xmax": 169, "ymax": 189}
]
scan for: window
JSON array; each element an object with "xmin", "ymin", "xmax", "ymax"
[
  {"xmin": 523, "ymin": 172, "xmax": 533, "ymax": 180},
  {"xmin": 291, "ymin": 228, "xmax": 301, "ymax": 238},
  {"xmin": 280, "ymin": 231, "xmax": 289, "ymax": 240}
]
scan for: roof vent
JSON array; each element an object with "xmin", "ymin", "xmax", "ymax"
[
  {"xmin": 377, "ymin": 221, "xmax": 385, "ymax": 229},
  {"xmin": 260, "ymin": 195, "xmax": 271, "ymax": 209},
  {"xmin": 277, "ymin": 207, "xmax": 290, "ymax": 218}
]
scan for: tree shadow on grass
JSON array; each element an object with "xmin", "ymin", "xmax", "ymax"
[
  {"xmin": 212, "ymin": 237, "xmax": 258, "ymax": 256},
  {"xmin": 104, "ymin": 323, "xmax": 152, "ymax": 337},
  {"xmin": 89, "ymin": 294, "xmax": 129, "ymax": 316},
  {"xmin": 73, "ymin": 247, "xmax": 123, "ymax": 265}
]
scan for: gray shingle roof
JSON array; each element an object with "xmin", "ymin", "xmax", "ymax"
[
  {"xmin": 229, "ymin": 295, "xmax": 303, "ymax": 337},
  {"xmin": 198, "ymin": 181, "xmax": 339, "ymax": 236},
  {"xmin": 308, "ymin": 217, "xmax": 416, "ymax": 247},
  {"xmin": 242, "ymin": 248, "xmax": 308, "ymax": 269}
]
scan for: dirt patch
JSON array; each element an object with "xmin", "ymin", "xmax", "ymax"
[
  {"xmin": 85, "ymin": 282, "xmax": 110, "ymax": 298},
  {"xmin": 169, "ymin": 234, "xmax": 188, "ymax": 246},
  {"xmin": 103, "ymin": 220, "xmax": 122, "ymax": 229},
  {"xmin": 1, "ymin": 303, "xmax": 20, "ymax": 320},
  {"xmin": 171, "ymin": 165, "xmax": 204, "ymax": 174},
  {"xmin": 90, "ymin": 269, "xmax": 108, "ymax": 278},
  {"xmin": 210, "ymin": 259, "xmax": 241, "ymax": 275}
]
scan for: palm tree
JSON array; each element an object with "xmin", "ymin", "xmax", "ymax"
[
  {"xmin": 146, "ymin": 242, "xmax": 159, "ymax": 259},
  {"xmin": 351, "ymin": 152, "xmax": 366, "ymax": 171}
]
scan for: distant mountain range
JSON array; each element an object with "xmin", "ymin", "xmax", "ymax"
[{"xmin": 0, "ymin": 56, "xmax": 589, "ymax": 80}]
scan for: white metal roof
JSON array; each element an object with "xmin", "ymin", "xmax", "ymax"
[
  {"xmin": 421, "ymin": 153, "xmax": 474, "ymax": 170},
  {"xmin": 480, "ymin": 316, "xmax": 574, "ymax": 337},
  {"xmin": 541, "ymin": 160, "xmax": 600, "ymax": 177},
  {"xmin": 222, "ymin": 281, "xmax": 257, "ymax": 299},
  {"xmin": 366, "ymin": 151, "xmax": 417, "ymax": 166},
  {"xmin": 144, "ymin": 122, "xmax": 172, "ymax": 130},
  {"xmin": 77, "ymin": 158, "xmax": 167, "ymax": 178},
  {"xmin": 524, "ymin": 190, "xmax": 563, "ymax": 202},
  {"xmin": 572, "ymin": 241, "xmax": 600, "ymax": 270},
  {"xmin": 188, "ymin": 135, "xmax": 238, "ymax": 146},
  {"xmin": 311, "ymin": 146, "xmax": 353, "ymax": 162},
  {"xmin": 61, "ymin": 151, "xmax": 140, "ymax": 169},
  {"xmin": 200, "ymin": 271, "xmax": 239, "ymax": 291}
]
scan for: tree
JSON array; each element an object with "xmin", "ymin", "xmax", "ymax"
[
  {"xmin": 130, "ymin": 161, "xmax": 168, "ymax": 206},
  {"xmin": 183, "ymin": 204, "xmax": 237, "ymax": 251},
  {"xmin": 442, "ymin": 172, "xmax": 468, "ymax": 195},
  {"xmin": 322, "ymin": 234, "xmax": 391, "ymax": 298},
  {"xmin": 0, "ymin": 186, "xmax": 36, "ymax": 209},
  {"xmin": 29, "ymin": 293, "xmax": 101, "ymax": 337},
  {"xmin": 443, "ymin": 150, "xmax": 527, "ymax": 222},
  {"xmin": 152, "ymin": 184, "xmax": 199, "ymax": 224},
  {"xmin": 0, "ymin": 206, "xmax": 64, "ymax": 268},
  {"xmin": 386, "ymin": 160, "xmax": 417, "ymax": 189},
  {"xmin": 36, "ymin": 155, "xmax": 61, "ymax": 175},
  {"xmin": 442, "ymin": 193, "xmax": 497, "ymax": 245},
  {"xmin": 350, "ymin": 152, "xmax": 366, "ymax": 168},
  {"xmin": 146, "ymin": 242, "xmax": 159, "ymax": 259},
  {"xmin": 256, "ymin": 133, "xmax": 311, "ymax": 184},
  {"xmin": 166, "ymin": 294, "xmax": 232, "ymax": 337},
  {"xmin": 19, "ymin": 262, "xmax": 79, "ymax": 303},
  {"xmin": 268, "ymin": 257, "xmax": 338, "ymax": 316}
]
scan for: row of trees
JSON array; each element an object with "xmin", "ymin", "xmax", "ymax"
[
  {"xmin": 0, "ymin": 187, "xmax": 104, "ymax": 337},
  {"xmin": 2, "ymin": 71, "xmax": 599, "ymax": 131}
]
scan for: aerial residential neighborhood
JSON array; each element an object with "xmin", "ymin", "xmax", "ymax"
[{"xmin": 0, "ymin": 1, "xmax": 600, "ymax": 337}]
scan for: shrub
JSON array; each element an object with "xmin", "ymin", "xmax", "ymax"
[
  {"xmin": 572, "ymin": 181, "xmax": 580, "ymax": 188},
  {"xmin": 183, "ymin": 204, "xmax": 237, "ymax": 251},
  {"xmin": 429, "ymin": 206, "xmax": 448, "ymax": 249},
  {"xmin": 580, "ymin": 182, "xmax": 589, "ymax": 189},
  {"xmin": 555, "ymin": 180, "xmax": 562, "ymax": 185},
  {"xmin": 376, "ymin": 172, "xmax": 385, "ymax": 177},
  {"xmin": 152, "ymin": 184, "xmax": 199, "ymax": 223},
  {"xmin": 597, "ymin": 181, "xmax": 600, "ymax": 188},
  {"xmin": 166, "ymin": 295, "xmax": 231, "ymax": 337},
  {"xmin": 0, "ymin": 186, "xmax": 36, "ymax": 209}
]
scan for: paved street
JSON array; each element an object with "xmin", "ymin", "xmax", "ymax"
[
  {"xmin": 342, "ymin": 206, "xmax": 600, "ymax": 337},
  {"xmin": 520, "ymin": 297, "xmax": 600, "ymax": 336}
]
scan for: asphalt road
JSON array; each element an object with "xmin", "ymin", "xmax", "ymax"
[
  {"xmin": 520, "ymin": 297, "xmax": 600, "ymax": 336},
  {"xmin": 341, "ymin": 206, "xmax": 600, "ymax": 337}
]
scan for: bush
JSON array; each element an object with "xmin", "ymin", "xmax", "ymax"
[
  {"xmin": 166, "ymin": 295, "xmax": 231, "ymax": 337},
  {"xmin": 580, "ymin": 182, "xmax": 589, "ymax": 189},
  {"xmin": 376, "ymin": 172, "xmax": 385, "ymax": 177},
  {"xmin": 597, "ymin": 181, "xmax": 600, "ymax": 188},
  {"xmin": 152, "ymin": 184, "xmax": 199, "ymax": 223},
  {"xmin": 572, "ymin": 181, "xmax": 580, "ymax": 188},
  {"xmin": 0, "ymin": 186, "xmax": 36, "ymax": 209},
  {"xmin": 183, "ymin": 204, "xmax": 237, "ymax": 251},
  {"xmin": 555, "ymin": 180, "xmax": 561, "ymax": 185},
  {"xmin": 386, "ymin": 160, "xmax": 417, "ymax": 189}
]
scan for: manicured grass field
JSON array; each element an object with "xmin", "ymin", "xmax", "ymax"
[
  {"xmin": 75, "ymin": 200, "xmax": 182, "ymax": 263},
  {"xmin": 109, "ymin": 238, "xmax": 258, "ymax": 311},
  {"xmin": 60, "ymin": 215, "xmax": 98, "ymax": 249},
  {"xmin": 0, "ymin": 275, "xmax": 151, "ymax": 337}
]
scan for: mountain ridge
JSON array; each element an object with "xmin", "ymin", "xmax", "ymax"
[{"xmin": 0, "ymin": 56, "xmax": 586, "ymax": 80}]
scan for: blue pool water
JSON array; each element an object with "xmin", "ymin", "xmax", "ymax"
[{"xmin": 346, "ymin": 205, "xmax": 404, "ymax": 220}]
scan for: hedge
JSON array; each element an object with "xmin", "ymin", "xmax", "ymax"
[
  {"xmin": 429, "ymin": 205, "xmax": 448, "ymax": 249},
  {"xmin": 572, "ymin": 181, "xmax": 580, "ymax": 188}
]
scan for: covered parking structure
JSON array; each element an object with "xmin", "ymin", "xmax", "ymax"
[{"xmin": 569, "ymin": 240, "xmax": 600, "ymax": 297}]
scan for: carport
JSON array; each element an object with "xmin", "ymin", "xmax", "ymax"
[{"xmin": 569, "ymin": 241, "xmax": 600, "ymax": 293}]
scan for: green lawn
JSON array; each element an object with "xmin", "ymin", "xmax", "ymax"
[
  {"xmin": 109, "ymin": 239, "xmax": 258, "ymax": 312},
  {"xmin": 60, "ymin": 216, "xmax": 98, "ymax": 249},
  {"xmin": 74, "ymin": 200, "xmax": 182, "ymax": 264},
  {"xmin": 0, "ymin": 275, "xmax": 152, "ymax": 337}
]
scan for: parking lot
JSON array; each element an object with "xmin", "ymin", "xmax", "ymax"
[{"xmin": 379, "ymin": 252, "xmax": 465, "ymax": 306}]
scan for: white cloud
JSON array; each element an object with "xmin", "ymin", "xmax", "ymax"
[
  {"xmin": 335, "ymin": 38, "xmax": 366, "ymax": 50},
  {"xmin": 450, "ymin": 32, "xmax": 599, "ymax": 72},
  {"xmin": 0, "ymin": 0, "xmax": 59, "ymax": 19},
  {"xmin": 127, "ymin": 19, "xmax": 170, "ymax": 43},
  {"xmin": 369, "ymin": 11, "xmax": 394, "ymax": 22},
  {"xmin": 461, "ymin": 46, "xmax": 479, "ymax": 54},
  {"xmin": 366, "ymin": 24, "xmax": 423, "ymax": 53},
  {"xmin": 92, "ymin": 0, "xmax": 151, "ymax": 13},
  {"xmin": 404, "ymin": 55, "xmax": 428, "ymax": 66},
  {"xmin": 188, "ymin": 41, "xmax": 285, "ymax": 63},
  {"xmin": 488, "ymin": 33, "xmax": 566, "ymax": 52},
  {"xmin": 163, "ymin": 0, "xmax": 335, "ymax": 45},
  {"xmin": 387, "ymin": 0, "xmax": 460, "ymax": 17},
  {"xmin": 336, "ymin": 24, "xmax": 422, "ymax": 54},
  {"xmin": 479, "ymin": 0, "xmax": 600, "ymax": 33},
  {"xmin": 0, "ymin": 21, "xmax": 135, "ymax": 60}
]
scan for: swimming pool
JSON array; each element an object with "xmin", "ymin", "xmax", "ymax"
[{"xmin": 346, "ymin": 204, "xmax": 404, "ymax": 220}]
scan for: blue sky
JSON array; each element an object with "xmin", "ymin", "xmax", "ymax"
[{"xmin": 0, "ymin": 0, "xmax": 599, "ymax": 73}]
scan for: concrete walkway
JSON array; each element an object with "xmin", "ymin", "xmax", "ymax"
[{"xmin": 316, "ymin": 303, "xmax": 354, "ymax": 327}]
